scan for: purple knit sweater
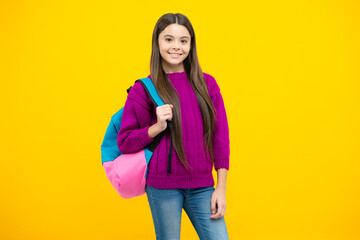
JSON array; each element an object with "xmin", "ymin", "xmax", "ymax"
[{"xmin": 117, "ymin": 71, "xmax": 229, "ymax": 189}]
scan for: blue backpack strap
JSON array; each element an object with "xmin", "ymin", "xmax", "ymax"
[
  {"xmin": 135, "ymin": 78, "xmax": 174, "ymax": 174},
  {"xmin": 135, "ymin": 78, "xmax": 165, "ymax": 107},
  {"xmin": 134, "ymin": 77, "xmax": 168, "ymax": 177}
]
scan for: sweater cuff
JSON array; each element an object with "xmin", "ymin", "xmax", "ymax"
[
  {"xmin": 136, "ymin": 125, "xmax": 155, "ymax": 148},
  {"xmin": 214, "ymin": 158, "xmax": 229, "ymax": 171}
]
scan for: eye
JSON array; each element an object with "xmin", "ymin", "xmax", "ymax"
[
  {"xmin": 182, "ymin": 40, "xmax": 188, "ymax": 43},
  {"xmin": 165, "ymin": 38, "xmax": 172, "ymax": 42}
]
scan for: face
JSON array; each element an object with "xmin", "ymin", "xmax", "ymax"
[{"xmin": 158, "ymin": 24, "xmax": 191, "ymax": 73}]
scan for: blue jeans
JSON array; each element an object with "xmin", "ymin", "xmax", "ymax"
[{"xmin": 145, "ymin": 185, "xmax": 229, "ymax": 240}]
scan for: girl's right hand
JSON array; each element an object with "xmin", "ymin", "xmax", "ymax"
[{"xmin": 155, "ymin": 104, "xmax": 173, "ymax": 131}]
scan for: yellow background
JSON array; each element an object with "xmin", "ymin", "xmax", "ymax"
[{"xmin": 1, "ymin": 0, "xmax": 359, "ymax": 239}]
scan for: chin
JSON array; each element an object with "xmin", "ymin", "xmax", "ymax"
[{"xmin": 166, "ymin": 59, "xmax": 183, "ymax": 64}]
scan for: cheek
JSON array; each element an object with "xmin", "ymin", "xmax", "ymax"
[
  {"xmin": 160, "ymin": 45, "xmax": 171, "ymax": 55},
  {"xmin": 159, "ymin": 45, "xmax": 168, "ymax": 56},
  {"xmin": 183, "ymin": 46, "xmax": 191, "ymax": 55},
  {"xmin": 184, "ymin": 44, "xmax": 191, "ymax": 51},
  {"xmin": 159, "ymin": 51, "xmax": 167, "ymax": 60}
]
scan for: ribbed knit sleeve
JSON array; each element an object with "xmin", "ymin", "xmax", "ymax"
[
  {"xmin": 117, "ymin": 81, "xmax": 156, "ymax": 154},
  {"xmin": 204, "ymin": 73, "xmax": 230, "ymax": 171}
]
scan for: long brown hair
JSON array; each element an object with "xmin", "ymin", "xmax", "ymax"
[{"xmin": 150, "ymin": 13, "xmax": 217, "ymax": 170}]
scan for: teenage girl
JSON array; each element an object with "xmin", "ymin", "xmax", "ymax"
[{"xmin": 117, "ymin": 13, "xmax": 230, "ymax": 240}]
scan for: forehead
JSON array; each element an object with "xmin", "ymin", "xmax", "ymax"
[{"xmin": 159, "ymin": 24, "xmax": 190, "ymax": 38}]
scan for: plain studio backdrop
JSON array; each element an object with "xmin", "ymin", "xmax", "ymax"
[{"xmin": 1, "ymin": 0, "xmax": 359, "ymax": 239}]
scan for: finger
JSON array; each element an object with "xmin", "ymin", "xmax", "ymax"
[
  {"xmin": 210, "ymin": 210, "xmax": 222, "ymax": 219},
  {"xmin": 162, "ymin": 113, "xmax": 172, "ymax": 119},
  {"xmin": 219, "ymin": 204, "xmax": 226, "ymax": 217},
  {"xmin": 158, "ymin": 105, "xmax": 169, "ymax": 111},
  {"xmin": 160, "ymin": 114, "xmax": 172, "ymax": 121},
  {"xmin": 160, "ymin": 108, "xmax": 172, "ymax": 114},
  {"xmin": 222, "ymin": 207, "xmax": 226, "ymax": 217},
  {"xmin": 163, "ymin": 111, "xmax": 173, "ymax": 118},
  {"xmin": 160, "ymin": 116, "xmax": 172, "ymax": 122},
  {"xmin": 158, "ymin": 108, "xmax": 172, "ymax": 115},
  {"xmin": 211, "ymin": 198, "xmax": 217, "ymax": 215},
  {"xmin": 217, "ymin": 204, "xmax": 225, "ymax": 217}
]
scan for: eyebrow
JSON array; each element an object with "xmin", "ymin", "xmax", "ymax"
[{"xmin": 163, "ymin": 34, "xmax": 190, "ymax": 39}]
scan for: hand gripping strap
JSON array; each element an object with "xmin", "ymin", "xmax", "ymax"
[
  {"xmin": 135, "ymin": 78, "xmax": 173, "ymax": 174},
  {"xmin": 133, "ymin": 78, "xmax": 167, "ymax": 150}
]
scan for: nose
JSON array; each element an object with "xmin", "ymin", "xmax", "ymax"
[{"xmin": 172, "ymin": 40, "xmax": 180, "ymax": 50}]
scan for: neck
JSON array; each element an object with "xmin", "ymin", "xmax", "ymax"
[{"xmin": 162, "ymin": 61, "xmax": 185, "ymax": 74}]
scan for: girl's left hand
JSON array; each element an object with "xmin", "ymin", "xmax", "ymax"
[{"xmin": 210, "ymin": 188, "xmax": 226, "ymax": 219}]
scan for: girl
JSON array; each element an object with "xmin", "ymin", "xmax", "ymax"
[{"xmin": 117, "ymin": 13, "xmax": 230, "ymax": 240}]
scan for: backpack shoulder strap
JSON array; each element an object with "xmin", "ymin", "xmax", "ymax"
[
  {"xmin": 136, "ymin": 78, "xmax": 173, "ymax": 173},
  {"xmin": 135, "ymin": 78, "xmax": 164, "ymax": 107}
]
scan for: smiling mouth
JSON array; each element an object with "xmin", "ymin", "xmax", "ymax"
[{"xmin": 168, "ymin": 52, "xmax": 182, "ymax": 56}]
